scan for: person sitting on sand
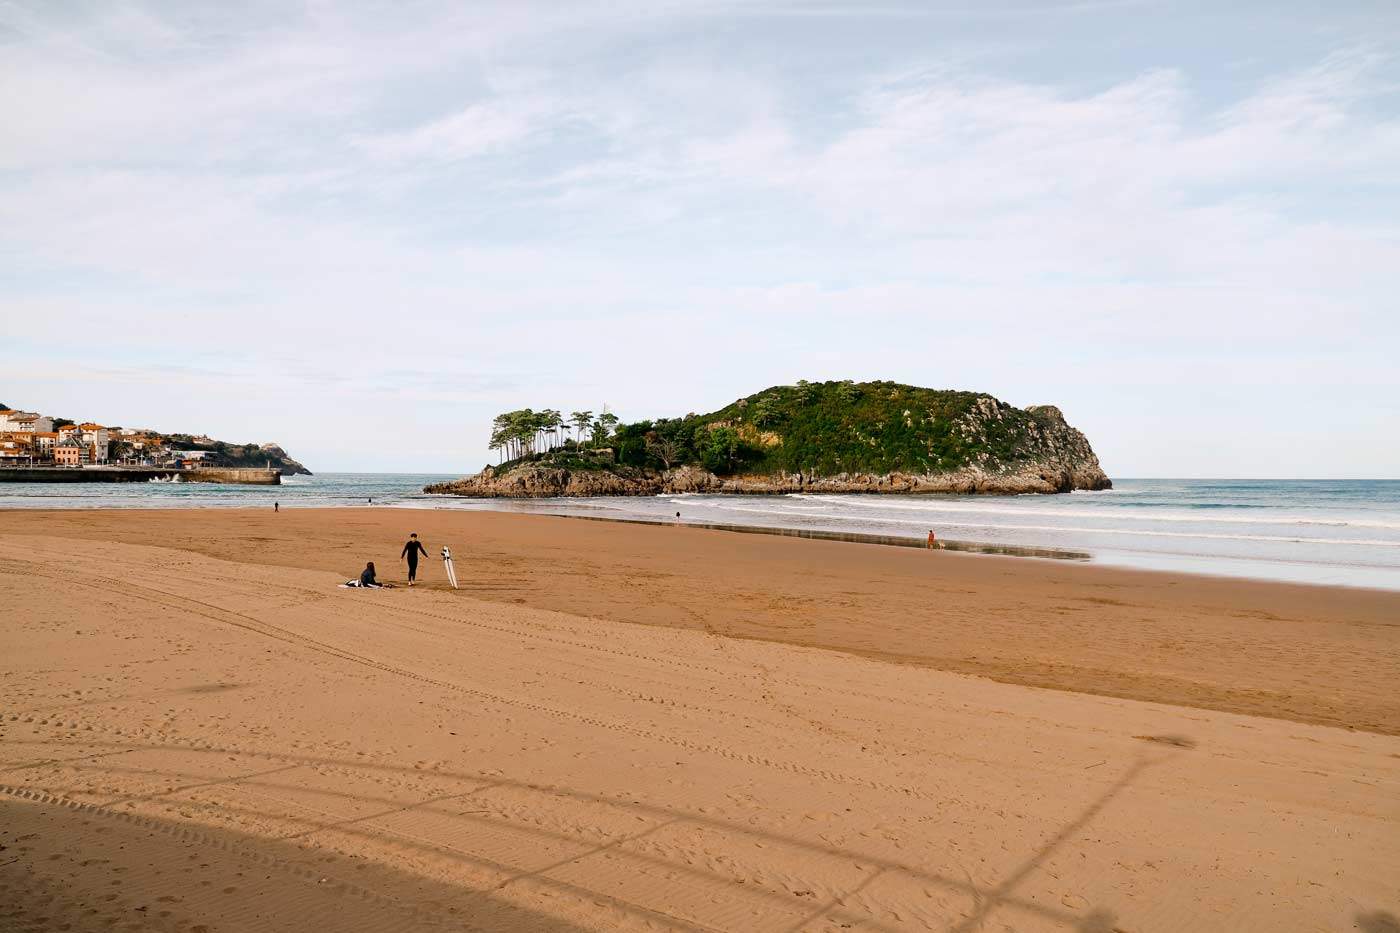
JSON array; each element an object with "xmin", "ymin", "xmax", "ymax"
[
  {"xmin": 343, "ymin": 561, "xmax": 391, "ymax": 588},
  {"xmin": 359, "ymin": 561, "xmax": 380, "ymax": 587}
]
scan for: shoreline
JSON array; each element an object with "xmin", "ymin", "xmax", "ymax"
[
  {"xmin": 6, "ymin": 499, "xmax": 1396, "ymax": 592},
  {"xmin": 6, "ymin": 475, "xmax": 1397, "ymax": 591},
  {"xmin": 5, "ymin": 507, "xmax": 1399, "ymax": 735},
  {"xmin": 405, "ymin": 501, "xmax": 1400, "ymax": 593},
  {"xmin": 476, "ymin": 511, "xmax": 1096, "ymax": 562}
]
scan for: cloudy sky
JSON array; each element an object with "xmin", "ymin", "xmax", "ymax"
[{"xmin": 3, "ymin": 1, "xmax": 1397, "ymax": 476}]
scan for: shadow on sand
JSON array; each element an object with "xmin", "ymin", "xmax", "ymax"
[
  {"xmin": 1357, "ymin": 911, "xmax": 1400, "ymax": 933},
  {"xmin": 0, "ymin": 729, "xmax": 1192, "ymax": 932},
  {"xmin": 0, "ymin": 790, "xmax": 590, "ymax": 933}
]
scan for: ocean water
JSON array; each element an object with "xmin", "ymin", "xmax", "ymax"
[
  {"xmin": 0, "ymin": 472, "xmax": 458, "ymax": 510},
  {"xmin": 416, "ymin": 478, "xmax": 1400, "ymax": 591},
  {"xmin": 3, "ymin": 474, "xmax": 1397, "ymax": 590}
]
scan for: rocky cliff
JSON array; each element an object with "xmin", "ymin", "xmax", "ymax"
[{"xmin": 427, "ymin": 382, "xmax": 1111, "ymax": 498}]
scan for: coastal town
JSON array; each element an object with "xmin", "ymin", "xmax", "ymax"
[{"xmin": 0, "ymin": 405, "xmax": 298, "ymax": 472}]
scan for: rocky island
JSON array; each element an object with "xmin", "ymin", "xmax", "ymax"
[{"xmin": 426, "ymin": 380, "xmax": 1110, "ymax": 498}]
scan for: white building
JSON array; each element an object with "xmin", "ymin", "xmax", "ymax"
[
  {"xmin": 1, "ymin": 411, "xmax": 53, "ymax": 433},
  {"xmin": 79, "ymin": 423, "xmax": 109, "ymax": 463}
]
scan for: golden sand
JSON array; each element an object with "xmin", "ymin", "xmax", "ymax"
[{"xmin": 2, "ymin": 508, "xmax": 1397, "ymax": 931}]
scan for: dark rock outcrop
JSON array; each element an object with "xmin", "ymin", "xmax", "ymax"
[{"xmin": 256, "ymin": 444, "xmax": 313, "ymax": 476}]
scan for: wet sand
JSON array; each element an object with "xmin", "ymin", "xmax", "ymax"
[{"xmin": 2, "ymin": 508, "xmax": 1398, "ymax": 931}]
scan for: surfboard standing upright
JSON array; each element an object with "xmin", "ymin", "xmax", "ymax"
[{"xmin": 441, "ymin": 546, "xmax": 458, "ymax": 589}]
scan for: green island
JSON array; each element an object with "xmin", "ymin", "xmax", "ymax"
[{"xmin": 426, "ymin": 380, "xmax": 1110, "ymax": 498}]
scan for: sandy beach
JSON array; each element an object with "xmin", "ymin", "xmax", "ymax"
[{"xmin": 2, "ymin": 508, "xmax": 1398, "ymax": 931}]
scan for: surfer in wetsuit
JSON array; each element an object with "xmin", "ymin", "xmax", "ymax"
[{"xmin": 401, "ymin": 533, "xmax": 429, "ymax": 586}]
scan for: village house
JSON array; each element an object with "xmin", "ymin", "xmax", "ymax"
[
  {"xmin": 53, "ymin": 435, "xmax": 87, "ymax": 466},
  {"xmin": 1, "ymin": 407, "xmax": 185, "ymax": 469},
  {"xmin": 79, "ymin": 423, "xmax": 110, "ymax": 463},
  {"xmin": 0, "ymin": 432, "xmax": 37, "ymax": 462},
  {"xmin": 2, "ymin": 412, "xmax": 54, "ymax": 433}
]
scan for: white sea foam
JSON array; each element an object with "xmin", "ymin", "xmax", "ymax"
[
  {"xmin": 693, "ymin": 500, "xmax": 1400, "ymax": 548},
  {"xmin": 786, "ymin": 494, "xmax": 1400, "ymax": 530}
]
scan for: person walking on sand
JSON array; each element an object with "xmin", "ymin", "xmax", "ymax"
[
  {"xmin": 401, "ymin": 532, "xmax": 429, "ymax": 586},
  {"xmin": 927, "ymin": 529, "xmax": 936, "ymax": 549},
  {"xmin": 274, "ymin": 501, "xmax": 279, "ymax": 513}
]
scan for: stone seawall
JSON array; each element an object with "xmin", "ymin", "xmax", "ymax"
[
  {"xmin": 0, "ymin": 467, "xmax": 280, "ymax": 485},
  {"xmin": 183, "ymin": 468, "xmax": 281, "ymax": 485}
]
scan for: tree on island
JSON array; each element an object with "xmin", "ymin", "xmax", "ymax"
[
  {"xmin": 570, "ymin": 411, "xmax": 593, "ymax": 447},
  {"xmin": 544, "ymin": 409, "xmax": 563, "ymax": 450},
  {"xmin": 596, "ymin": 411, "xmax": 618, "ymax": 447},
  {"xmin": 645, "ymin": 432, "xmax": 681, "ymax": 469},
  {"xmin": 488, "ymin": 406, "xmax": 631, "ymax": 463}
]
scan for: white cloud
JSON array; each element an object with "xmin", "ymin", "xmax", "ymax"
[{"xmin": 353, "ymin": 101, "xmax": 548, "ymax": 162}]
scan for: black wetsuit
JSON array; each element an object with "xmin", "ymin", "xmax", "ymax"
[
  {"xmin": 359, "ymin": 566, "xmax": 377, "ymax": 586},
  {"xmin": 401, "ymin": 539, "xmax": 428, "ymax": 581}
]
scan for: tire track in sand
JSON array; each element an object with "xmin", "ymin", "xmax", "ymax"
[{"xmin": 30, "ymin": 569, "xmax": 948, "ymax": 803}]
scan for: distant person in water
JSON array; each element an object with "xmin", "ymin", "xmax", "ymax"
[
  {"xmin": 401, "ymin": 533, "xmax": 429, "ymax": 586},
  {"xmin": 927, "ymin": 529, "xmax": 936, "ymax": 549},
  {"xmin": 676, "ymin": 511, "xmax": 681, "ymax": 524},
  {"xmin": 359, "ymin": 562, "xmax": 379, "ymax": 587}
]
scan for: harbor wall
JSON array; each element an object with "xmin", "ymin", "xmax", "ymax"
[
  {"xmin": 0, "ymin": 467, "xmax": 280, "ymax": 485},
  {"xmin": 183, "ymin": 468, "xmax": 280, "ymax": 485}
]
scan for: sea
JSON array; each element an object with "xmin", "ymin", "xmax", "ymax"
[{"xmin": 2, "ymin": 474, "xmax": 1397, "ymax": 591}]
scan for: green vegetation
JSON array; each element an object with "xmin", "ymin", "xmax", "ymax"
[
  {"xmin": 163, "ymin": 435, "xmax": 307, "ymax": 473},
  {"xmin": 490, "ymin": 381, "xmax": 1066, "ymax": 477}
]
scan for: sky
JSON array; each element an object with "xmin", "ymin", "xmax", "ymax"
[{"xmin": 2, "ymin": 1, "xmax": 1398, "ymax": 477}]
